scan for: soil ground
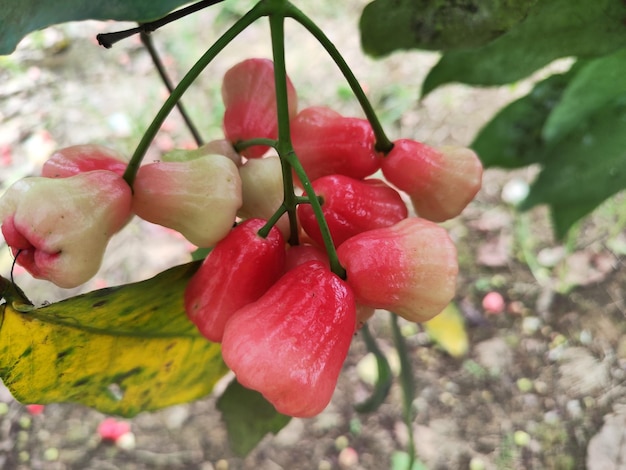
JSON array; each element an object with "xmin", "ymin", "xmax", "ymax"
[{"xmin": 1, "ymin": 2, "xmax": 626, "ymax": 469}]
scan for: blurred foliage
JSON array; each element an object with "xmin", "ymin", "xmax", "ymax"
[{"xmin": 360, "ymin": 0, "xmax": 626, "ymax": 237}]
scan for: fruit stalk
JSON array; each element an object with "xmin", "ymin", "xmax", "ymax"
[
  {"xmin": 286, "ymin": 2, "xmax": 393, "ymax": 153},
  {"xmin": 267, "ymin": 10, "xmax": 344, "ymax": 278},
  {"xmin": 123, "ymin": 1, "xmax": 269, "ymax": 187}
]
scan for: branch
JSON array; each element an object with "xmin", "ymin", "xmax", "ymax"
[{"xmin": 97, "ymin": 0, "xmax": 227, "ymax": 49}]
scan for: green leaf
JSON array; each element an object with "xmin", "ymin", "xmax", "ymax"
[
  {"xmin": 543, "ymin": 47, "xmax": 626, "ymax": 142},
  {"xmin": 0, "ymin": 262, "xmax": 229, "ymax": 417},
  {"xmin": 471, "ymin": 67, "xmax": 577, "ymax": 168},
  {"xmin": 360, "ymin": 0, "xmax": 537, "ymax": 56},
  {"xmin": 217, "ymin": 379, "xmax": 291, "ymax": 457},
  {"xmin": 354, "ymin": 324, "xmax": 393, "ymax": 413},
  {"xmin": 520, "ymin": 99, "xmax": 626, "ymax": 238},
  {"xmin": 422, "ymin": 0, "xmax": 626, "ymax": 95},
  {"xmin": 0, "ymin": 0, "xmax": 191, "ymax": 55}
]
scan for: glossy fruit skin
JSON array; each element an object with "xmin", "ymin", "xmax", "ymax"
[
  {"xmin": 337, "ymin": 217, "xmax": 458, "ymax": 323},
  {"xmin": 41, "ymin": 144, "xmax": 128, "ymax": 178},
  {"xmin": 222, "ymin": 58, "xmax": 297, "ymax": 158},
  {"xmin": 238, "ymin": 156, "xmax": 290, "ymax": 239},
  {"xmin": 132, "ymin": 153, "xmax": 242, "ymax": 247},
  {"xmin": 284, "ymin": 243, "xmax": 329, "ymax": 272},
  {"xmin": 297, "ymin": 174, "xmax": 408, "ymax": 247},
  {"xmin": 184, "ymin": 218, "xmax": 286, "ymax": 343},
  {"xmin": 221, "ymin": 260, "xmax": 356, "ymax": 417},
  {"xmin": 0, "ymin": 171, "xmax": 132, "ymax": 288},
  {"xmin": 380, "ymin": 139, "xmax": 483, "ymax": 222},
  {"xmin": 290, "ymin": 106, "xmax": 381, "ymax": 183}
]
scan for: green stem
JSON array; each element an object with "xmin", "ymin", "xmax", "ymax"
[
  {"xmin": 269, "ymin": 8, "xmax": 344, "ymax": 275},
  {"xmin": 233, "ymin": 137, "xmax": 278, "ymax": 153},
  {"xmin": 391, "ymin": 313, "xmax": 417, "ymax": 468},
  {"xmin": 123, "ymin": 2, "xmax": 268, "ymax": 187},
  {"xmin": 286, "ymin": 150, "xmax": 346, "ymax": 279},
  {"xmin": 286, "ymin": 3, "xmax": 394, "ymax": 153},
  {"xmin": 268, "ymin": 11, "xmax": 300, "ymax": 246},
  {"xmin": 258, "ymin": 204, "xmax": 288, "ymax": 239}
]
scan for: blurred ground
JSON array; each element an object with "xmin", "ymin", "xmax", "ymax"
[{"xmin": 1, "ymin": 1, "xmax": 626, "ymax": 469}]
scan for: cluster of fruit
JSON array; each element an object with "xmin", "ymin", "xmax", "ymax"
[{"xmin": 0, "ymin": 57, "xmax": 482, "ymax": 417}]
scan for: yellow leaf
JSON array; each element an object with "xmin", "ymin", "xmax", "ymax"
[
  {"xmin": 0, "ymin": 262, "xmax": 228, "ymax": 417},
  {"xmin": 423, "ymin": 303, "xmax": 469, "ymax": 358}
]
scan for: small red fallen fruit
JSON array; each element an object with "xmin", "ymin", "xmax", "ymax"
[
  {"xmin": 25, "ymin": 404, "xmax": 45, "ymax": 415},
  {"xmin": 97, "ymin": 418, "xmax": 131, "ymax": 442},
  {"xmin": 482, "ymin": 291, "xmax": 505, "ymax": 315},
  {"xmin": 221, "ymin": 260, "xmax": 356, "ymax": 417}
]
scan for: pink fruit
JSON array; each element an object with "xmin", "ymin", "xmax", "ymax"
[
  {"xmin": 297, "ymin": 175, "xmax": 408, "ymax": 247},
  {"xmin": 221, "ymin": 260, "xmax": 356, "ymax": 417},
  {"xmin": 381, "ymin": 140, "xmax": 483, "ymax": 222},
  {"xmin": 222, "ymin": 58, "xmax": 297, "ymax": 158},
  {"xmin": 0, "ymin": 171, "xmax": 132, "ymax": 288},
  {"xmin": 41, "ymin": 144, "xmax": 128, "ymax": 178},
  {"xmin": 291, "ymin": 106, "xmax": 381, "ymax": 183},
  {"xmin": 482, "ymin": 291, "xmax": 505, "ymax": 315},
  {"xmin": 337, "ymin": 217, "xmax": 458, "ymax": 323},
  {"xmin": 184, "ymin": 219, "xmax": 286, "ymax": 343}
]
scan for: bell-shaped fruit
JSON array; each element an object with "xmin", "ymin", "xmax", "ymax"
[
  {"xmin": 291, "ymin": 106, "xmax": 380, "ymax": 183},
  {"xmin": 380, "ymin": 140, "xmax": 483, "ymax": 222},
  {"xmin": 337, "ymin": 217, "xmax": 458, "ymax": 323},
  {"xmin": 41, "ymin": 144, "xmax": 128, "ymax": 178},
  {"xmin": 297, "ymin": 174, "xmax": 408, "ymax": 247},
  {"xmin": 222, "ymin": 58, "xmax": 298, "ymax": 158},
  {"xmin": 238, "ymin": 156, "xmax": 290, "ymax": 239},
  {"xmin": 284, "ymin": 243, "xmax": 329, "ymax": 272},
  {"xmin": 221, "ymin": 260, "xmax": 356, "ymax": 417},
  {"xmin": 184, "ymin": 218, "xmax": 286, "ymax": 343},
  {"xmin": 132, "ymin": 153, "xmax": 242, "ymax": 247},
  {"xmin": 162, "ymin": 139, "xmax": 242, "ymax": 167},
  {"xmin": 0, "ymin": 171, "xmax": 132, "ymax": 288}
]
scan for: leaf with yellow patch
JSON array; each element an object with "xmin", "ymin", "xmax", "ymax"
[
  {"xmin": 423, "ymin": 303, "xmax": 469, "ymax": 358},
  {"xmin": 0, "ymin": 262, "xmax": 228, "ymax": 417}
]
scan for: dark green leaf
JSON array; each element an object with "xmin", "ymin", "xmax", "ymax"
[
  {"xmin": 217, "ymin": 379, "xmax": 291, "ymax": 457},
  {"xmin": 360, "ymin": 0, "xmax": 537, "ymax": 56},
  {"xmin": 0, "ymin": 262, "xmax": 230, "ymax": 417},
  {"xmin": 543, "ymin": 47, "xmax": 626, "ymax": 142},
  {"xmin": 520, "ymin": 99, "xmax": 626, "ymax": 238},
  {"xmin": 0, "ymin": 0, "xmax": 191, "ymax": 55},
  {"xmin": 354, "ymin": 324, "xmax": 393, "ymax": 413},
  {"xmin": 422, "ymin": 0, "xmax": 626, "ymax": 95},
  {"xmin": 471, "ymin": 68, "xmax": 577, "ymax": 168}
]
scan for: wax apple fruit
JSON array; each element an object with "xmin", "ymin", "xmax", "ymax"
[
  {"xmin": 337, "ymin": 217, "xmax": 458, "ymax": 323},
  {"xmin": 221, "ymin": 260, "xmax": 356, "ymax": 417},
  {"xmin": 380, "ymin": 140, "xmax": 482, "ymax": 222},
  {"xmin": 290, "ymin": 106, "xmax": 380, "ymax": 183},
  {"xmin": 184, "ymin": 218, "xmax": 286, "ymax": 343},
  {"xmin": 297, "ymin": 174, "xmax": 408, "ymax": 247},
  {"xmin": 41, "ymin": 144, "xmax": 128, "ymax": 178},
  {"xmin": 132, "ymin": 153, "xmax": 242, "ymax": 247},
  {"xmin": 0, "ymin": 171, "xmax": 132, "ymax": 288},
  {"xmin": 238, "ymin": 156, "xmax": 290, "ymax": 239},
  {"xmin": 222, "ymin": 58, "xmax": 298, "ymax": 158}
]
